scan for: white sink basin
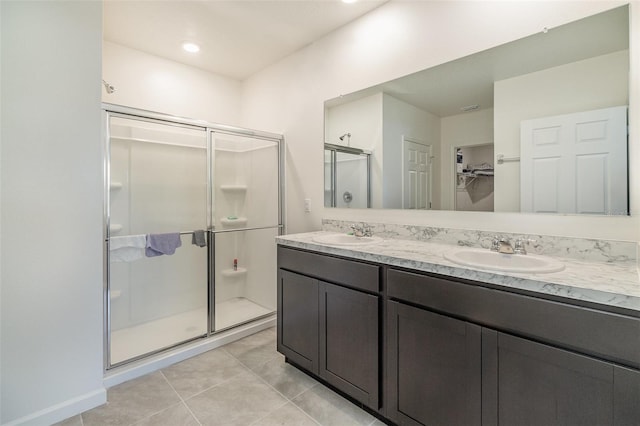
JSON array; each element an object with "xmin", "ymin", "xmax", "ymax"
[
  {"xmin": 444, "ymin": 248, "xmax": 564, "ymax": 274},
  {"xmin": 312, "ymin": 233, "xmax": 382, "ymax": 246}
]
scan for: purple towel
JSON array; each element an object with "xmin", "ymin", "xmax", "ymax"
[{"xmin": 145, "ymin": 233, "xmax": 182, "ymax": 257}]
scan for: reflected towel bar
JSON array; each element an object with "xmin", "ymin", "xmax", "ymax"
[{"xmin": 497, "ymin": 154, "xmax": 520, "ymax": 165}]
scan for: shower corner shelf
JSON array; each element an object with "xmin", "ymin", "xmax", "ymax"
[
  {"xmin": 110, "ymin": 290, "xmax": 122, "ymax": 300},
  {"xmin": 220, "ymin": 184, "xmax": 247, "ymax": 193},
  {"xmin": 110, "ymin": 224, "xmax": 123, "ymax": 233},
  {"xmin": 221, "ymin": 267, "xmax": 248, "ymax": 277},
  {"xmin": 220, "ymin": 217, "xmax": 248, "ymax": 227},
  {"xmin": 110, "ymin": 181, "xmax": 123, "ymax": 190}
]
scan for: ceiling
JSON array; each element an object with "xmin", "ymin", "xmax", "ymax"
[
  {"xmin": 326, "ymin": 4, "xmax": 629, "ymax": 117},
  {"xmin": 103, "ymin": 0, "xmax": 387, "ymax": 80}
]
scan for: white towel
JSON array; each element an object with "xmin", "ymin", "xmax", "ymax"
[{"xmin": 110, "ymin": 235, "xmax": 146, "ymax": 262}]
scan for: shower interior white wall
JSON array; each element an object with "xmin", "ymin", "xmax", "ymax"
[
  {"xmin": 335, "ymin": 153, "xmax": 369, "ymax": 209},
  {"xmin": 213, "ymin": 136, "xmax": 280, "ymax": 331}
]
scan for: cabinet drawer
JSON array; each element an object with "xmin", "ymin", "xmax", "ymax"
[
  {"xmin": 278, "ymin": 246, "xmax": 380, "ymax": 293},
  {"xmin": 387, "ymin": 268, "xmax": 640, "ymax": 369}
]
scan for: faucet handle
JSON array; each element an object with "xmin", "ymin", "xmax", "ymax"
[
  {"xmin": 514, "ymin": 238, "xmax": 536, "ymax": 255},
  {"xmin": 490, "ymin": 236, "xmax": 501, "ymax": 251}
]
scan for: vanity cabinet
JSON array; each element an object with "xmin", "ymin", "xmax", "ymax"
[
  {"xmin": 277, "ymin": 244, "xmax": 640, "ymax": 425},
  {"xmin": 484, "ymin": 330, "xmax": 639, "ymax": 426},
  {"xmin": 387, "ymin": 268, "xmax": 640, "ymax": 426},
  {"xmin": 277, "ymin": 247, "xmax": 381, "ymax": 410},
  {"xmin": 386, "ymin": 300, "xmax": 482, "ymax": 425}
]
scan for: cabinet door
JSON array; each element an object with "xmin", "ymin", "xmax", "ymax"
[
  {"xmin": 496, "ymin": 332, "xmax": 615, "ymax": 426},
  {"xmin": 319, "ymin": 282, "xmax": 379, "ymax": 409},
  {"xmin": 386, "ymin": 301, "xmax": 482, "ymax": 426},
  {"xmin": 614, "ymin": 366, "xmax": 640, "ymax": 425},
  {"xmin": 277, "ymin": 269, "xmax": 319, "ymax": 374}
]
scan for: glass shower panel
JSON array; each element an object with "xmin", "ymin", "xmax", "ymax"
[
  {"xmin": 212, "ymin": 132, "xmax": 280, "ymax": 230},
  {"xmin": 211, "ymin": 131, "xmax": 281, "ymax": 333},
  {"xmin": 213, "ymin": 227, "xmax": 278, "ymax": 332},
  {"xmin": 108, "ymin": 115, "xmax": 208, "ymax": 366},
  {"xmin": 335, "ymin": 151, "xmax": 369, "ymax": 208}
]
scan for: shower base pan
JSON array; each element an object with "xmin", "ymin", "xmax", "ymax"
[{"xmin": 110, "ymin": 297, "xmax": 273, "ymax": 365}]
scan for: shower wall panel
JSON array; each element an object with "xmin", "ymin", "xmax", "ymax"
[{"xmin": 212, "ymin": 132, "xmax": 281, "ymax": 332}]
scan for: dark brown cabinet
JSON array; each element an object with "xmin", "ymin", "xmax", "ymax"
[
  {"xmin": 387, "ymin": 268, "xmax": 640, "ymax": 426},
  {"xmin": 277, "ymin": 245, "xmax": 640, "ymax": 426},
  {"xmin": 386, "ymin": 301, "xmax": 481, "ymax": 426},
  {"xmin": 278, "ymin": 269, "xmax": 319, "ymax": 374},
  {"xmin": 320, "ymin": 282, "xmax": 379, "ymax": 408},
  {"xmin": 490, "ymin": 331, "xmax": 617, "ymax": 425},
  {"xmin": 277, "ymin": 247, "xmax": 381, "ymax": 410}
]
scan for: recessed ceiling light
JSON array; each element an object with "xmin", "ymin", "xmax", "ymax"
[
  {"xmin": 342, "ymin": 0, "xmax": 357, "ymax": 3},
  {"xmin": 182, "ymin": 42, "xmax": 200, "ymax": 53}
]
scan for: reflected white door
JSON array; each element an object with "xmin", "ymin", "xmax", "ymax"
[
  {"xmin": 520, "ymin": 106, "xmax": 627, "ymax": 215},
  {"xmin": 402, "ymin": 138, "xmax": 431, "ymax": 209}
]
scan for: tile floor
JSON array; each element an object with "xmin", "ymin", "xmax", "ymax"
[{"xmin": 55, "ymin": 327, "xmax": 387, "ymax": 426}]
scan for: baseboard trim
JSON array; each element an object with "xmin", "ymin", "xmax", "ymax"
[{"xmin": 2, "ymin": 388, "xmax": 106, "ymax": 426}]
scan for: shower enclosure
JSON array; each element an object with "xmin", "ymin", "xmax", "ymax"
[
  {"xmin": 324, "ymin": 143, "xmax": 371, "ymax": 208},
  {"xmin": 104, "ymin": 104, "xmax": 283, "ymax": 367}
]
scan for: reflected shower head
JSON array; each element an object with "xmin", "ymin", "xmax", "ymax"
[{"xmin": 339, "ymin": 133, "xmax": 351, "ymax": 141}]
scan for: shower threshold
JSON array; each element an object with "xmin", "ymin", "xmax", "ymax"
[
  {"xmin": 215, "ymin": 297, "xmax": 273, "ymax": 331},
  {"xmin": 110, "ymin": 298, "xmax": 273, "ymax": 365}
]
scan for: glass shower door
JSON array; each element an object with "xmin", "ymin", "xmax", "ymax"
[
  {"xmin": 211, "ymin": 131, "xmax": 281, "ymax": 332},
  {"xmin": 324, "ymin": 144, "xmax": 371, "ymax": 208},
  {"xmin": 107, "ymin": 115, "xmax": 209, "ymax": 366}
]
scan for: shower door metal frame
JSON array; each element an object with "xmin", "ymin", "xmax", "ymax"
[
  {"xmin": 324, "ymin": 143, "xmax": 371, "ymax": 208},
  {"xmin": 102, "ymin": 103, "xmax": 285, "ymax": 370}
]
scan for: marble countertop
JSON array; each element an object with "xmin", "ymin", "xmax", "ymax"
[{"xmin": 277, "ymin": 231, "xmax": 640, "ymax": 314}]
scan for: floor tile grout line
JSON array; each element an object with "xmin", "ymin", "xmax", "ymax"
[
  {"xmin": 159, "ymin": 370, "xmax": 203, "ymax": 426},
  {"xmin": 126, "ymin": 401, "xmax": 189, "ymax": 426},
  {"xmin": 240, "ymin": 356, "xmax": 326, "ymax": 425},
  {"xmin": 159, "ymin": 370, "xmax": 186, "ymax": 402},
  {"xmin": 173, "ymin": 360, "xmax": 254, "ymax": 401},
  {"xmin": 246, "ymin": 399, "xmax": 291, "ymax": 426}
]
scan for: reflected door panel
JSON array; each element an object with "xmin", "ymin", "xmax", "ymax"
[{"xmin": 521, "ymin": 106, "xmax": 628, "ymax": 215}]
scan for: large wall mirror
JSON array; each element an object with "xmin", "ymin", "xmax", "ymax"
[{"xmin": 324, "ymin": 5, "xmax": 630, "ymax": 215}]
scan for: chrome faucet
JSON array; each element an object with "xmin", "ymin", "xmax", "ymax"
[
  {"xmin": 350, "ymin": 223, "xmax": 372, "ymax": 237},
  {"xmin": 491, "ymin": 236, "xmax": 536, "ymax": 255},
  {"xmin": 498, "ymin": 239, "xmax": 514, "ymax": 254},
  {"xmin": 514, "ymin": 238, "xmax": 536, "ymax": 255},
  {"xmin": 491, "ymin": 236, "xmax": 514, "ymax": 254}
]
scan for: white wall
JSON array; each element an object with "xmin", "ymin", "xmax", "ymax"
[
  {"xmin": 325, "ymin": 93, "xmax": 383, "ymax": 206},
  {"xmin": 0, "ymin": 1, "xmax": 106, "ymax": 424},
  {"xmin": 242, "ymin": 0, "xmax": 638, "ymax": 240},
  {"xmin": 103, "ymin": 41, "xmax": 242, "ymax": 125},
  {"xmin": 494, "ymin": 50, "xmax": 629, "ymax": 212},
  {"xmin": 382, "ymin": 94, "xmax": 441, "ymax": 209}
]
